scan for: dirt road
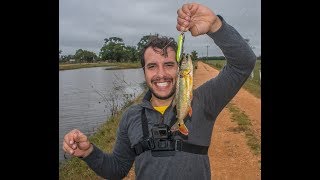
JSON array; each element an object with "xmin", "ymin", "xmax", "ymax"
[
  {"xmin": 124, "ymin": 61, "xmax": 261, "ymax": 179},
  {"xmin": 194, "ymin": 61, "xmax": 261, "ymax": 179}
]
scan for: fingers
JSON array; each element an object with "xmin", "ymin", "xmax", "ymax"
[
  {"xmin": 176, "ymin": 8, "xmax": 190, "ymax": 32},
  {"xmin": 176, "ymin": 17, "xmax": 189, "ymax": 32},
  {"xmin": 63, "ymin": 129, "xmax": 78, "ymax": 154},
  {"xmin": 181, "ymin": 3, "xmax": 192, "ymax": 16},
  {"xmin": 73, "ymin": 131, "xmax": 91, "ymax": 150},
  {"xmin": 177, "ymin": 3, "xmax": 199, "ymax": 32},
  {"xmin": 64, "ymin": 129, "xmax": 78, "ymax": 145},
  {"xmin": 181, "ymin": 3, "xmax": 199, "ymax": 18},
  {"xmin": 63, "ymin": 140, "xmax": 75, "ymax": 155},
  {"xmin": 187, "ymin": 3, "xmax": 199, "ymax": 15},
  {"xmin": 177, "ymin": 7, "xmax": 190, "ymax": 20},
  {"xmin": 63, "ymin": 129, "xmax": 89, "ymax": 154},
  {"xmin": 73, "ymin": 130, "xmax": 88, "ymax": 143}
]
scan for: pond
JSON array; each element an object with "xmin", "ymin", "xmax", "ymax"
[{"xmin": 59, "ymin": 67, "xmax": 145, "ymax": 163}]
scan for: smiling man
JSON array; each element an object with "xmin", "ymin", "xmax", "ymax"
[
  {"xmin": 141, "ymin": 37, "xmax": 178, "ymax": 107},
  {"xmin": 62, "ymin": 3, "xmax": 256, "ymax": 179}
]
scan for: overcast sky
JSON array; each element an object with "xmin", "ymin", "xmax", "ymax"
[{"xmin": 59, "ymin": 0, "xmax": 260, "ymax": 57}]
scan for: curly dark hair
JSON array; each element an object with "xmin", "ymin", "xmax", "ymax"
[{"xmin": 140, "ymin": 35, "xmax": 177, "ymax": 70}]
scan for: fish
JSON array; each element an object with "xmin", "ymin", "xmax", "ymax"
[
  {"xmin": 171, "ymin": 54, "xmax": 193, "ymax": 136},
  {"xmin": 176, "ymin": 32, "xmax": 185, "ymax": 64}
]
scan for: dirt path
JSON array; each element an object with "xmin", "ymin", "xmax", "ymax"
[
  {"xmin": 124, "ymin": 61, "xmax": 261, "ymax": 179},
  {"xmin": 194, "ymin": 61, "xmax": 261, "ymax": 179}
]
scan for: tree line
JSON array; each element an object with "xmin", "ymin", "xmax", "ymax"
[
  {"xmin": 59, "ymin": 34, "xmax": 259, "ymax": 63},
  {"xmin": 59, "ymin": 34, "xmax": 201, "ymax": 63}
]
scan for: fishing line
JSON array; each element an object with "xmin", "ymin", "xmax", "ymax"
[
  {"xmin": 161, "ymin": 39, "xmax": 174, "ymax": 52},
  {"xmin": 175, "ymin": 0, "xmax": 191, "ymax": 56}
]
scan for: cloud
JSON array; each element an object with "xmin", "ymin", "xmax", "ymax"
[{"xmin": 59, "ymin": 0, "xmax": 261, "ymax": 57}]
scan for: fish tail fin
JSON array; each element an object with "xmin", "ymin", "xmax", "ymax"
[
  {"xmin": 170, "ymin": 121, "xmax": 189, "ymax": 136},
  {"xmin": 179, "ymin": 123, "xmax": 189, "ymax": 136}
]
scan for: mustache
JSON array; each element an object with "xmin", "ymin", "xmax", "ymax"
[{"xmin": 151, "ymin": 76, "xmax": 173, "ymax": 83}]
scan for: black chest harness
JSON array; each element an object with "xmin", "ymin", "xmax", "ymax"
[{"xmin": 132, "ymin": 108, "xmax": 209, "ymax": 157}]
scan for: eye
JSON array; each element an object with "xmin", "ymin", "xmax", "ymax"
[
  {"xmin": 147, "ymin": 64, "xmax": 157, "ymax": 70},
  {"xmin": 164, "ymin": 62, "xmax": 175, "ymax": 69}
]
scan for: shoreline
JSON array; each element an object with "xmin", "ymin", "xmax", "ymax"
[{"xmin": 59, "ymin": 62, "xmax": 141, "ymax": 71}]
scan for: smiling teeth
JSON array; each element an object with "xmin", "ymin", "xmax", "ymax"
[{"xmin": 157, "ymin": 82, "xmax": 168, "ymax": 87}]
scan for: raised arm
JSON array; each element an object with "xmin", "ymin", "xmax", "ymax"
[{"xmin": 177, "ymin": 3, "xmax": 256, "ymax": 118}]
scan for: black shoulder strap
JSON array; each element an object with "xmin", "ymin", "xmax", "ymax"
[
  {"xmin": 141, "ymin": 108, "xmax": 149, "ymax": 139},
  {"xmin": 132, "ymin": 108, "xmax": 154, "ymax": 155}
]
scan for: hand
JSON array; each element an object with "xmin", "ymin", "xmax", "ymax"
[
  {"xmin": 63, "ymin": 129, "xmax": 93, "ymax": 158},
  {"xmin": 176, "ymin": 3, "xmax": 222, "ymax": 36}
]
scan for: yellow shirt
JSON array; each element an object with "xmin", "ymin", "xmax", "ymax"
[{"xmin": 154, "ymin": 106, "xmax": 168, "ymax": 115}]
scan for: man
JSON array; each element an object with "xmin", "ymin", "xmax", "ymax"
[{"xmin": 62, "ymin": 3, "xmax": 256, "ymax": 179}]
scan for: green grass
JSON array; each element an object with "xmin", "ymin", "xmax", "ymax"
[
  {"xmin": 203, "ymin": 60, "xmax": 261, "ymax": 98},
  {"xmin": 59, "ymin": 88, "xmax": 146, "ymax": 180},
  {"xmin": 226, "ymin": 103, "xmax": 261, "ymax": 155},
  {"xmin": 59, "ymin": 62, "xmax": 141, "ymax": 71}
]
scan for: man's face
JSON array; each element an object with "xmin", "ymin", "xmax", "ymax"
[{"xmin": 144, "ymin": 47, "xmax": 178, "ymax": 100}]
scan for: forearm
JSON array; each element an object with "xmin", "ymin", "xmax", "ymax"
[
  {"xmin": 207, "ymin": 15, "xmax": 256, "ymax": 75},
  {"xmin": 82, "ymin": 144, "xmax": 134, "ymax": 179},
  {"xmin": 81, "ymin": 112, "xmax": 135, "ymax": 179},
  {"xmin": 195, "ymin": 16, "xmax": 256, "ymax": 117}
]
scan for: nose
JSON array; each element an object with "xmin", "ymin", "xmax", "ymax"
[{"xmin": 157, "ymin": 65, "xmax": 166, "ymax": 78}]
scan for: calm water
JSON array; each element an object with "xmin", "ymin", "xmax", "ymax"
[{"xmin": 59, "ymin": 67, "xmax": 145, "ymax": 163}]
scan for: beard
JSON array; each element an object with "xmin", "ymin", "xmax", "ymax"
[
  {"xmin": 149, "ymin": 86, "xmax": 176, "ymax": 100},
  {"xmin": 148, "ymin": 76, "xmax": 176, "ymax": 100}
]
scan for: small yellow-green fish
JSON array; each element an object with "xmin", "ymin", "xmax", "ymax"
[
  {"xmin": 171, "ymin": 54, "xmax": 193, "ymax": 135},
  {"xmin": 176, "ymin": 32, "xmax": 185, "ymax": 64}
]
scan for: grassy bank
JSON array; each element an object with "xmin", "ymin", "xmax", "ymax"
[
  {"xmin": 203, "ymin": 60, "xmax": 261, "ymax": 98},
  {"xmin": 226, "ymin": 103, "xmax": 261, "ymax": 155},
  {"xmin": 59, "ymin": 88, "xmax": 146, "ymax": 180},
  {"xmin": 59, "ymin": 62, "xmax": 141, "ymax": 71}
]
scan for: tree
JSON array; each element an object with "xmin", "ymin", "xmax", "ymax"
[
  {"xmin": 137, "ymin": 34, "xmax": 154, "ymax": 51},
  {"xmin": 99, "ymin": 37, "xmax": 125, "ymax": 62},
  {"xmin": 123, "ymin": 45, "xmax": 139, "ymax": 62},
  {"xmin": 190, "ymin": 50, "xmax": 198, "ymax": 61},
  {"xmin": 74, "ymin": 49, "xmax": 98, "ymax": 63},
  {"xmin": 104, "ymin": 37, "xmax": 123, "ymax": 44},
  {"xmin": 60, "ymin": 54, "xmax": 74, "ymax": 63},
  {"xmin": 137, "ymin": 34, "xmax": 159, "ymax": 52}
]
